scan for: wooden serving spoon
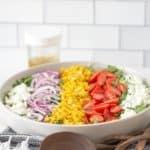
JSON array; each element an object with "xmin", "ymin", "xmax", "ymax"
[{"xmin": 40, "ymin": 132, "xmax": 97, "ymax": 150}]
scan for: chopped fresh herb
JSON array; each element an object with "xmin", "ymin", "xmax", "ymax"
[
  {"xmin": 13, "ymin": 76, "xmax": 33, "ymax": 87},
  {"xmin": 51, "ymin": 97, "xmax": 56, "ymax": 100},
  {"xmin": 107, "ymin": 65, "xmax": 118, "ymax": 73},
  {"xmin": 107, "ymin": 65, "xmax": 126, "ymax": 82},
  {"xmin": 127, "ymin": 107, "xmax": 134, "ymax": 110},
  {"xmin": 55, "ymin": 120, "xmax": 63, "ymax": 124},
  {"xmin": 120, "ymin": 92, "xmax": 127, "ymax": 102},
  {"xmin": 48, "ymin": 112, "xmax": 51, "ymax": 116},
  {"xmin": 13, "ymin": 80, "xmax": 21, "ymax": 87},
  {"xmin": 57, "ymin": 99, "xmax": 61, "ymax": 102},
  {"xmin": 120, "ymin": 109, "xmax": 125, "ymax": 114},
  {"xmin": 134, "ymin": 103, "xmax": 147, "ymax": 113},
  {"xmin": 4, "ymin": 92, "xmax": 9, "ymax": 98},
  {"xmin": 23, "ymin": 76, "xmax": 33, "ymax": 86},
  {"xmin": 88, "ymin": 64, "xmax": 95, "ymax": 72},
  {"xmin": 112, "ymin": 79, "xmax": 119, "ymax": 87},
  {"xmin": 143, "ymin": 80, "xmax": 150, "ymax": 88},
  {"xmin": 128, "ymin": 93, "xmax": 132, "ymax": 96},
  {"xmin": 120, "ymin": 76, "xmax": 127, "ymax": 84},
  {"xmin": 115, "ymin": 70, "xmax": 124, "ymax": 79},
  {"xmin": 60, "ymin": 80, "xmax": 64, "ymax": 84},
  {"xmin": 51, "ymin": 97, "xmax": 60, "ymax": 102},
  {"xmin": 127, "ymin": 103, "xmax": 148, "ymax": 113},
  {"xmin": 114, "ymin": 113, "xmax": 121, "ymax": 117}
]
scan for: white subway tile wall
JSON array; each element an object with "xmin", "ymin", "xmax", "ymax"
[
  {"xmin": 70, "ymin": 26, "xmax": 119, "ymax": 49},
  {"xmin": 60, "ymin": 49, "xmax": 93, "ymax": 62},
  {"xmin": 146, "ymin": 1, "xmax": 150, "ymax": 25},
  {"xmin": 93, "ymin": 51, "xmax": 143, "ymax": 67},
  {"xmin": 0, "ymin": 0, "xmax": 150, "ymax": 69},
  {"xmin": 0, "ymin": 48, "xmax": 27, "ymax": 83},
  {"xmin": 0, "ymin": 24, "xmax": 17, "ymax": 47},
  {"xmin": 0, "ymin": 0, "xmax": 42, "ymax": 23},
  {"xmin": 95, "ymin": 1, "xmax": 144, "ymax": 25},
  {"xmin": 45, "ymin": 0, "xmax": 93, "ymax": 24},
  {"xmin": 121, "ymin": 27, "xmax": 150, "ymax": 50}
]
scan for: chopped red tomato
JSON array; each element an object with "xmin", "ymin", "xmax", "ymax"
[
  {"xmin": 97, "ymin": 73, "xmax": 106, "ymax": 86},
  {"xmin": 89, "ymin": 71, "xmax": 100, "ymax": 83},
  {"xmin": 94, "ymin": 103, "xmax": 110, "ymax": 112},
  {"xmin": 83, "ymin": 68, "xmax": 127, "ymax": 124},
  {"xmin": 89, "ymin": 115, "xmax": 104, "ymax": 123},
  {"xmin": 106, "ymin": 116, "xmax": 119, "ymax": 121},
  {"xmin": 104, "ymin": 98, "xmax": 119, "ymax": 105},
  {"xmin": 92, "ymin": 93, "xmax": 104, "ymax": 101},
  {"xmin": 109, "ymin": 103, "xmax": 117, "ymax": 107},
  {"xmin": 85, "ymin": 109, "xmax": 102, "ymax": 117},
  {"xmin": 117, "ymin": 83, "xmax": 127, "ymax": 93},
  {"xmin": 90, "ymin": 85, "xmax": 104, "ymax": 96},
  {"xmin": 103, "ymin": 70, "xmax": 116, "ymax": 78},
  {"xmin": 110, "ymin": 106, "xmax": 122, "ymax": 114},
  {"xmin": 91, "ymin": 99, "xmax": 102, "ymax": 105},
  {"xmin": 106, "ymin": 77, "xmax": 116, "ymax": 88},
  {"xmin": 105, "ymin": 90, "xmax": 116, "ymax": 99},
  {"xmin": 83, "ymin": 101, "xmax": 95, "ymax": 110},
  {"xmin": 103, "ymin": 109, "xmax": 111, "ymax": 121},
  {"xmin": 107, "ymin": 85, "xmax": 121, "ymax": 96},
  {"xmin": 89, "ymin": 83, "xmax": 96, "ymax": 92},
  {"xmin": 83, "ymin": 116, "xmax": 89, "ymax": 124}
]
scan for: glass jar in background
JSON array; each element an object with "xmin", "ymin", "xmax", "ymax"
[{"xmin": 25, "ymin": 33, "xmax": 61, "ymax": 68}]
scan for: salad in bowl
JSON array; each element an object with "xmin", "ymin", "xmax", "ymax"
[{"xmin": 1, "ymin": 62, "xmax": 150, "ymax": 141}]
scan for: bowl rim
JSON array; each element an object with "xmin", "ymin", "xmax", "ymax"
[{"xmin": 0, "ymin": 61, "xmax": 150, "ymax": 128}]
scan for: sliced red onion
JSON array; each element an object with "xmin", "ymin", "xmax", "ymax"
[
  {"xmin": 27, "ymin": 111, "xmax": 44, "ymax": 121},
  {"xmin": 27, "ymin": 70, "xmax": 60, "ymax": 121}
]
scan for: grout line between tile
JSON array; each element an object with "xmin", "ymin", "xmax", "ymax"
[
  {"xmin": 144, "ymin": 0, "xmax": 147, "ymax": 26},
  {"xmin": 42, "ymin": 0, "xmax": 46, "ymax": 24},
  {"xmin": 95, "ymin": 0, "xmax": 145, "ymax": 2},
  {"xmin": 143, "ymin": 50, "xmax": 146, "ymax": 67},
  {"xmin": 118, "ymin": 25, "xmax": 121, "ymax": 49},
  {"xmin": 61, "ymin": 48, "xmax": 147, "ymax": 52},
  {"xmin": 0, "ymin": 22, "xmax": 148, "ymax": 27},
  {"xmin": 16, "ymin": 24, "xmax": 20, "ymax": 48},
  {"xmin": 66, "ymin": 24, "xmax": 70, "ymax": 49},
  {"xmin": 0, "ymin": 46, "xmax": 20, "ymax": 49},
  {"xmin": 93, "ymin": 0, "xmax": 96, "ymax": 25}
]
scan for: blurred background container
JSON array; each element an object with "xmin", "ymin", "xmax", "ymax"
[{"xmin": 26, "ymin": 32, "xmax": 61, "ymax": 67}]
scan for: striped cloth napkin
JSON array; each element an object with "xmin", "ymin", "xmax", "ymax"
[{"xmin": 0, "ymin": 127, "xmax": 42, "ymax": 150}]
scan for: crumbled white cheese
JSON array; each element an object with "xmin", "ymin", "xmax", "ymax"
[
  {"xmin": 121, "ymin": 72, "xmax": 150, "ymax": 119},
  {"xmin": 5, "ymin": 83, "xmax": 31, "ymax": 115},
  {"xmin": 121, "ymin": 109, "xmax": 136, "ymax": 119}
]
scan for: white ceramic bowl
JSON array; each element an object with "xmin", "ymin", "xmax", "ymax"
[{"xmin": 0, "ymin": 61, "xmax": 150, "ymax": 142}]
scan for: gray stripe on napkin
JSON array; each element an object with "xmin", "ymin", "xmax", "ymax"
[{"xmin": 1, "ymin": 127, "xmax": 42, "ymax": 150}]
